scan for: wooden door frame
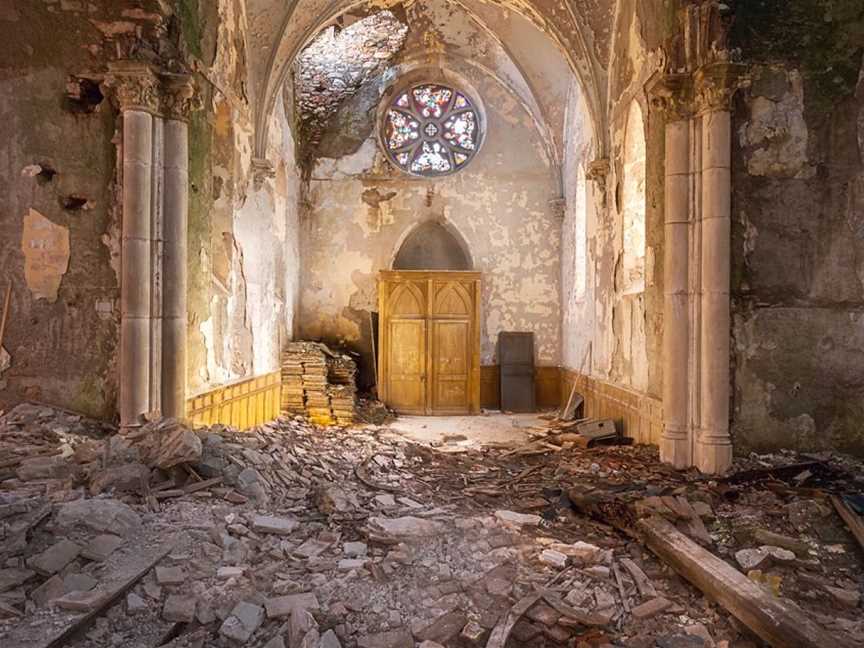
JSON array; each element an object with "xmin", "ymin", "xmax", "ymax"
[{"xmin": 379, "ymin": 270, "xmax": 481, "ymax": 415}]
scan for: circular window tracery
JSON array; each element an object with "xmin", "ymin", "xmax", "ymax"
[{"xmin": 383, "ymin": 83, "xmax": 482, "ymax": 177}]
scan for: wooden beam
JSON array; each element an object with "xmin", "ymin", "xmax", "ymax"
[
  {"xmin": 830, "ymin": 495, "xmax": 864, "ymax": 555},
  {"xmin": 5, "ymin": 535, "xmax": 178, "ymax": 648},
  {"xmin": 638, "ymin": 516, "xmax": 856, "ymax": 648}
]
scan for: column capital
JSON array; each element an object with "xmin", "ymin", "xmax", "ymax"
[
  {"xmin": 104, "ymin": 61, "xmax": 161, "ymax": 113},
  {"xmin": 648, "ymin": 73, "xmax": 695, "ymax": 122},
  {"xmin": 694, "ymin": 62, "xmax": 749, "ymax": 114},
  {"xmin": 160, "ymin": 73, "xmax": 202, "ymax": 122}
]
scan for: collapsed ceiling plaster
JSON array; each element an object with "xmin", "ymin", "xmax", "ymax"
[{"xmin": 245, "ymin": 0, "xmax": 612, "ymax": 160}]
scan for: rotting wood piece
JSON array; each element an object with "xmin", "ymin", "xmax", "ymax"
[
  {"xmin": 4, "ymin": 535, "xmax": 178, "ymax": 648},
  {"xmin": 831, "ymin": 495, "xmax": 864, "ymax": 555},
  {"xmin": 637, "ymin": 516, "xmax": 856, "ymax": 648}
]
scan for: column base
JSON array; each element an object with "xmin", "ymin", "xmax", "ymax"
[
  {"xmin": 660, "ymin": 424, "xmax": 691, "ymax": 469},
  {"xmin": 695, "ymin": 430, "xmax": 733, "ymax": 474}
]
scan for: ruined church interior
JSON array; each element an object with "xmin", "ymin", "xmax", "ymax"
[{"xmin": 2, "ymin": 0, "xmax": 864, "ymax": 646}]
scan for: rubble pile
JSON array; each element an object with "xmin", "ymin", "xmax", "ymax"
[
  {"xmin": 281, "ymin": 343, "xmax": 358, "ymax": 426},
  {"xmin": 0, "ymin": 403, "xmax": 863, "ymax": 648}
]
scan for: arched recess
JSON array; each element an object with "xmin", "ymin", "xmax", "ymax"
[
  {"xmin": 250, "ymin": 0, "xmax": 605, "ymax": 162},
  {"xmin": 622, "ymin": 100, "xmax": 646, "ymax": 295},
  {"xmin": 392, "ymin": 220, "xmax": 473, "ymax": 271}
]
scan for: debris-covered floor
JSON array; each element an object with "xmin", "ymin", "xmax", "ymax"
[{"xmin": 1, "ymin": 404, "xmax": 863, "ymax": 648}]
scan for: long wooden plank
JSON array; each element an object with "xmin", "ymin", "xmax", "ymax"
[
  {"xmin": 638, "ymin": 516, "xmax": 855, "ymax": 648},
  {"xmin": 4, "ymin": 534, "xmax": 178, "ymax": 648},
  {"xmin": 831, "ymin": 495, "xmax": 864, "ymax": 554}
]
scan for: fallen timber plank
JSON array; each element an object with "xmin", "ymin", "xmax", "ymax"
[
  {"xmin": 4, "ymin": 534, "xmax": 178, "ymax": 648},
  {"xmin": 830, "ymin": 495, "xmax": 864, "ymax": 555},
  {"xmin": 637, "ymin": 516, "xmax": 856, "ymax": 648}
]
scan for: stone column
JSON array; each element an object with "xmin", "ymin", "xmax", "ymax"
[
  {"xmin": 651, "ymin": 75, "xmax": 694, "ymax": 469},
  {"xmin": 694, "ymin": 63, "xmax": 745, "ymax": 473},
  {"xmin": 105, "ymin": 63, "xmax": 161, "ymax": 427},
  {"xmin": 150, "ymin": 116, "xmax": 164, "ymax": 415},
  {"xmin": 160, "ymin": 75, "xmax": 197, "ymax": 419}
]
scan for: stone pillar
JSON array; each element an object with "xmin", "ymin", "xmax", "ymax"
[
  {"xmin": 160, "ymin": 75, "xmax": 197, "ymax": 419},
  {"xmin": 694, "ymin": 63, "xmax": 745, "ymax": 473},
  {"xmin": 105, "ymin": 63, "xmax": 160, "ymax": 427},
  {"xmin": 650, "ymin": 75, "xmax": 694, "ymax": 469},
  {"xmin": 150, "ymin": 116, "xmax": 164, "ymax": 415}
]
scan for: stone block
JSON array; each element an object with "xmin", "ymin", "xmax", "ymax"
[
  {"xmin": 252, "ymin": 515, "xmax": 299, "ymax": 536},
  {"xmin": 155, "ymin": 566, "xmax": 186, "ymax": 585},
  {"xmin": 163, "ymin": 594, "xmax": 196, "ymax": 622},
  {"xmin": 28, "ymin": 539, "xmax": 82, "ymax": 576},
  {"xmin": 30, "ymin": 575, "xmax": 65, "ymax": 607},
  {"xmin": 63, "ymin": 573, "xmax": 98, "ymax": 593},
  {"xmin": 415, "ymin": 611, "xmax": 468, "ymax": 644},
  {"xmin": 81, "ymin": 534, "xmax": 124, "ymax": 561},
  {"xmin": 319, "ymin": 629, "xmax": 342, "ymax": 648},
  {"xmin": 357, "ymin": 629, "xmax": 413, "ymax": 648},
  {"xmin": 265, "ymin": 592, "xmax": 320, "ymax": 619},
  {"xmin": 126, "ymin": 592, "xmax": 148, "ymax": 615},
  {"xmin": 54, "ymin": 589, "xmax": 105, "ymax": 612},
  {"xmin": 220, "ymin": 601, "xmax": 265, "ymax": 643},
  {"xmin": 494, "ymin": 510, "xmax": 542, "ymax": 527},
  {"xmin": 0, "ymin": 568, "xmax": 35, "ymax": 593}
]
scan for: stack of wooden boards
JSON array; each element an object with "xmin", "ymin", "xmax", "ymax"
[{"xmin": 280, "ymin": 342, "xmax": 358, "ymax": 425}]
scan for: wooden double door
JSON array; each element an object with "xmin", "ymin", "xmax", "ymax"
[{"xmin": 379, "ymin": 271, "xmax": 481, "ymax": 415}]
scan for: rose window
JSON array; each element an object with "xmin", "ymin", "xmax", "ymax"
[{"xmin": 383, "ymin": 83, "xmax": 482, "ymax": 176}]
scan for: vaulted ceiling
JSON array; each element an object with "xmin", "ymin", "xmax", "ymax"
[{"xmin": 244, "ymin": 0, "xmax": 619, "ymax": 161}]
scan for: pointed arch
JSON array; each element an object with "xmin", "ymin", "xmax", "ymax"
[
  {"xmin": 391, "ymin": 220, "xmax": 473, "ymax": 271},
  {"xmin": 622, "ymin": 99, "xmax": 646, "ymax": 295}
]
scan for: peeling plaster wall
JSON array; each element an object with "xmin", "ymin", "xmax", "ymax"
[
  {"xmin": 562, "ymin": 0, "xmax": 665, "ymax": 401},
  {"xmin": 0, "ymin": 0, "xmax": 301, "ymax": 418},
  {"xmin": 0, "ymin": 1, "xmax": 171, "ymax": 417},
  {"xmin": 186, "ymin": 0, "xmax": 302, "ymax": 397},
  {"xmin": 298, "ymin": 71, "xmax": 561, "ymax": 383},
  {"xmin": 731, "ymin": 1, "xmax": 864, "ymax": 455}
]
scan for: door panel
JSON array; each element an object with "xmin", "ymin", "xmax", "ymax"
[
  {"xmin": 380, "ymin": 271, "xmax": 480, "ymax": 415},
  {"xmin": 388, "ymin": 319, "xmax": 426, "ymax": 414},
  {"xmin": 432, "ymin": 320, "xmax": 470, "ymax": 413}
]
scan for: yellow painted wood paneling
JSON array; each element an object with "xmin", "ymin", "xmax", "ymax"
[{"xmin": 186, "ymin": 371, "xmax": 281, "ymax": 430}]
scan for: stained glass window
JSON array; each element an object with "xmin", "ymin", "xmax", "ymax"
[{"xmin": 382, "ymin": 83, "xmax": 482, "ymax": 177}]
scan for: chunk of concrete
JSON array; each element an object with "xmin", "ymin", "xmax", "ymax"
[
  {"xmin": 126, "ymin": 592, "xmax": 148, "ymax": 615},
  {"xmin": 81, "ymin": 534, "xmax": 124, "ymax": 561},
  {"xmin": 28, "ymin": 539, "xmax": 82, "ymax": 576},
  {"xmin": 163, "ymin": 595, "xmax": 197, "ymax": 622},
  {"xmin": 55, "ymin": 498, "xmax": 142, "ymax": 536},
  {"xmin": 63, "ymin": 573, "xmax": 98, "ymax": 593},
  {"xmin": 30, "ymin": 575, "xmax": 65, "ymax": 607},
  {"xmin": 343, "ymin": 541, "xmax": 368, "ymax": 557},
  {"xmin": 54, "ymin": 589, "xmax": 105, "ymax": 612},
  {"xmin": 0, "ymin": 568, "xmax": 35, "ymax": 593},
  {"xmin": 368, "ymin": 516, "xmax": 445, "ymax": 538},
  {"xmin": 540, "ymin": 549, "xmax": 569, "ymax": 568},
  {"xmin": 319, "ymin": 630, "xmax": 342, "ymax": 648},
  {"xmin": 265, "ymin": 592, "xmax": 320, "ymax": 619},
  {"xmin": 155, "ymin": 566, "xmax": 186, "ymax": 585},
  {"xmin": 252, "ymin": 515, "xmax": 299, "ymax": 536},
  {"xmin": 220, "ymin": 601, "xmax": 265, "ymax": 643},
  {"xmin": 357, "ymin": 629, "xmax": 414, "ymax": 648},
  {"xmin": 494, "ymin": 510, "xmax": 542, "ymax": 527}
]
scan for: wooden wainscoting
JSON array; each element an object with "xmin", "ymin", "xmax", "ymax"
[
  {"xmin": 560, "ymin": 369, "xmax": 663, "ymax": 445},
  {"xmin": 186, "ymin": 371, "xmax": 282, "ymax": 429},
  {"xmin": 480, "ymin": 366, "xmax": 562, "ymax": 410}
]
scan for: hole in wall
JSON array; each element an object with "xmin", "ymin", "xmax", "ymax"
[
  {"xmin": 66, "ymin": 77, "xmax": 104, "ymax": 114},
  {"xmin": 61, "ymin": 195, "xmax": 89, "ymax": 211}
]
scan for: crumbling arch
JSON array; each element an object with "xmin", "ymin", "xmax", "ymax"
[
  {"xmin": 391, "ymin": 220, "xmax": 474, "ymax": 271},
  {"xmin": 250, "ymin": 0, "xmax": 605, "ymax": 163}
]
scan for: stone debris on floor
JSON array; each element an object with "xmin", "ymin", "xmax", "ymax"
[{"xmin": 0, "ymin": 402, "xmax": 863, "ymax": 647}]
